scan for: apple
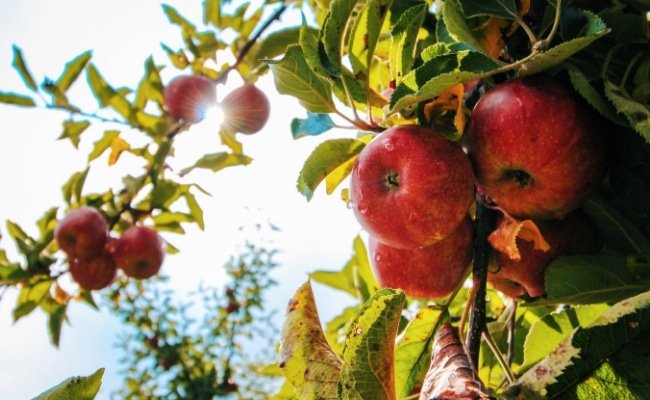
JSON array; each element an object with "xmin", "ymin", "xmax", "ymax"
[
  {"xmin": 350, "ymin": 125, "xmax": 475, "ymax": 249},
  {"xmin": 112, "ymin": 226, "xmax": 165, "ymax": 279},
  {"xmin": 220, "ymin": 83, "xmax": 270, "ymax": 134},
  {"xmin": 164, "ymin": 75, "xmax": 217, "ymax": 123},
  {"xmin": 55, "ymin": 207, "xmax": 109, "ymax": 261},
  {"xmin": 488, "ymin": 210, "xmax": 602, "ymax": 298},
  {"xmin": 69, "ymin": 253, "xmax": 117, "ymax": 291},
  {"xmin": 369, "ymin": 217, "xmax": 473, "ymax": 298},
  {"xmin": 466, "ymin": 76, "xmax": 607, "ymax": 220}
]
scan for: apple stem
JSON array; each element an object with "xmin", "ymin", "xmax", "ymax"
[
  {"xmin": 507, "ymin": 301, "xmax": 517, "ymax": 365},
  {"xmin": 483, "ymin": 329, "xmax": 516, "ymax": 384},
  {"xmin": 466, "ymin": 198, "xmax": 497, "ymax": 369}
]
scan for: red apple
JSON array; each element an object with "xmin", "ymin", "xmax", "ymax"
[
  {"xmin": 113, "ymin": 226, "xmax": 165, "ymax": 279},
  {"xmin": 488, "ymin": 211, "xmax": 602, "ymax": 298},
  {"xmin": 164, "ymin": 75, "xmax": 217, "ymax": 123},
  {"xmin": 221, "ymin": 83, "xmax": 270, "ymax": 134},
  {"xmin": 69, "ymin": 253, "xmax": 117, "ymax": 291},
  {"xmin": 350, "ymin": 125, "xmax": 475, "ymax": 249},
  {"xmin": 466, "ymin": 77, "xmax": 607, "ymax": 220},
  {"xmin": 369, "ymin": 217, "xmax": 473, "ymax": 298},
  {"xmin": 55, "ymin": 207, "xmax": 109, "ymax": 261}
]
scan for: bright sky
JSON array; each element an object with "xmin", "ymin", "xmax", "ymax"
[{"xmin": 0, "ymin": 1, "xmax": 359, "ymax": 398}]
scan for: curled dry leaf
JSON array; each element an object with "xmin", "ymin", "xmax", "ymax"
[
  {"xmin": 488, "ymin": 211, "xmax": 550, "ymax": 261},
  {"xmin": 419, "ymin": 324, "xmax": 493, "ymax": 400}
]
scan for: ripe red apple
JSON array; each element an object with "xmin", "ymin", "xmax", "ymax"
[
  {"xmin": 369, "ymin": 217, "xmax": 473, "ymax": 298},
  {"xmin": 488, "ymin": 211, "xmax": 602, "ymax": 299},
  {"xmin": 69, "ymin": 253, "xmax": 117, "ymax": 291},
  {"xmin": 220, "ymin": 83, "xmax": 270, "ymax": 134},
  {"xmin": 164, "ymin": 75, "xmax": 217, "ymax": 123},
  {"xmin": 350, "ymin": 125, "xmax": 475, "ymax": 249},
  {"xmin": 466, "ymin": 77, "xmax": 607, "ymax": 220},
  {"xmin": 55, "ymin": 207, "xmax": 109, "ymax": 261},
  {"xmin": 112, "ymin": 226, "xmax": 165, "ymax": 279}
]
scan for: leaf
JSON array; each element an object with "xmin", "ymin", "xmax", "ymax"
[
  {"xmin": 582, "ymin": 195, "xmax": 650, "ymax": 254},
  {"xmin": 442, "ymin": 0, "xmax": 485, "ymax": 53},
  {"xmin": 520, "ymin": 304, "xmax": 610, "ymax": 373},
  {"xmin": 149, "ymin": 180, "xmax": 181, "ymax": 209},
  {"xmin": 420, "ymin": 324, "xmax": 492, "ymax": 399},
  {"xmin": 183, "ymin": 190, "xmax": 205, "ymax": 230},
  {"xmin": 508, "ymin": 290, "xmax": 650, "ymax": 399},
  {"xmin": 0, "ymin": 92, "xmax": 35, "ymax": 107},
  {"xmin": 338, "ymin": 288, "xmax": 405, "ymax": 400},
  {"xmin": 31, "ymin": 368, "xmax": 104, "ymax": 400},
  {"xmin": 86, "ymin": 64, "xmax": 134, "ymax": 121},
  {"xmin": 58, "ymin": 120, "xmax": 90, "ymax": 148},
  {"xmin": 162, "ymin": 4, "xmax": 196, "ymax": 35},
  {"xmin": 179, "ymin": 152, "xmax": 253, "ymax": 176},
  {"xmin": 219, "ymin": 129, "xmax": 243, "ymax": 154},
  {"xmin": 565, "ymin": 64, "xmax": 626, "ymax": 126},
  {"xmin": 109, "ymin": 137, "xmax": 130, "ymax": 166},
  {"xmin": 390, "ymin": 3, "xmax": 427, "ymax": 82},
  {"xmin": 517, "ymin": 12, "xmax": 610, "ymax": 77},
  {"xmin": 291, "ymin": 113, "xmax": 335, "ymax": 139},
  {"xmin": 390, "ymin": 50, "xmax": 500, "ymax": 113},
  {"xmin": 61, "ymin": 168, "xmax": 89, "ymax": 205},
  {"xmin": 45, "ymin": 300, "xmax": 67, "ymax": 347},
  {"xmin": 279, "ymin": 281, "xmax": 341, "ymax": 399},
  {"xmin": 253, "ymin": 27, "xmax": 304, "ymax": 61},
  {"xmin": 56, "ymin": 51, "xmax": 92, "ymax": 92},
  {"xmin": 203, "ymin": 0, "xmax": 221, "ymax": 27},
  {"xmin": 14, "ymin": 277, "xmax": 53, "ymax": 322},
  {"xmin": 319, "ymin": 0, "xmax": 358, "ymax": 74},
  {"xmin": 268, "ymin": 45, "xmax": 336, "ymax": 114},
  {"xmin": 458, "ymin": 0, "xmax": 517, "ymax": 19},
  {"xmin": 605, "ymin": 80, "xmax": 650, "ymax": 143},
  {"xmin": 544, "ymin": 254, "xmax": 649, "ymax": 305},
  {"xmin": 296, "ymin": 138, "xmax": 366, "ymax": 200},
  {"xmin": 488, "ymin": 214, "xmax": 550, "ymax": 261},
  {"xmin": 134, "ymin": 57, "xmax": 164, "ymax": 110},
  {"xmin": 394, "ymin": 307, "xmax": 443, "ymax": 398},
  {"xmin": 12, "ymin": 45, "xmax": 37, "ymax": 91},
  {"xmin": 325, "ymin": 306, "xmax": 360, "ymax": 354},
  {"xmin": 348, "ymin": 0, "xmax": 391, "ymax": 77},
  {"xmin": 88, "ymin": 130, "xmax": 119, "ymax": 162}
]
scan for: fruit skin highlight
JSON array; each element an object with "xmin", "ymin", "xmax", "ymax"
[
  {"xmin": 488, "ymin": 211, "xmax": 602, "ymax": 299},
  {"xmin": 369, "ymin": 217, "xmax": 473, "ymax": 298},
  {"xmin": 164, "ymin": 75, "xmax": 217, "ymax": 123},
  {"xmin": 221, "ymin": 83, "xmax": 270, "ymax": 134},
  {"xmin": 350, "ymin": 125, "xmax": 475, "ymax": 250},
  {"xmin": 69, "ymin": 254, "xmax": 117, "ymax": 291},
  {"xmin": 113, "ymin": 226, "xmax": 165, "ymax": 279},
  {"xmin": 55, "ymin": 207, "xmax": 109, "ymax": 261},
  {"xmin": 466, "ymin": 77, "xmax": 607, "ymax": 220}
]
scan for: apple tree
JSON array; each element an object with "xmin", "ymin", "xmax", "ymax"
[{"xmin": 2, "ymin": 0, "xmax": 650, "ymax": 399}]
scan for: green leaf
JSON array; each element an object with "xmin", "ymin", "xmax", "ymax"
[
  {"xmin": 12, "ymin": 45, "xmax": 37, "ymax": 91},
  {"xmin": 160, "ymin": 43, "xmax": 189, "ymax": 69},
  {"xmin": 296, "ymin": 138, "xmax": 366, "ymax": 200},
  {"xmin": 203, "ymin": 0, "xmax": 221, "ymax": 27},
  {"xmin": 390, "ymin": 3, "xmax": 427, "ymax": 82},
  {"xmin": 268, "ymin": 45, "xmax": 336, "ymax": 114},
  {"xmin": 88, "ymin": 130, "xmax": 119, "ymax": 162},
  {"xmin": 183, "ymin": 190, "xmax": 205, "ymax": 230},
  {"xmin": 179, "ymin": 152, "xmax": 253, "ymax": 176},
  {"xmin": 509, "ymin": 290, "xmax": 650, "ymax": 399},
  {"xmin": 395, "ymin": 307, "xmax": 443, "ymax": 398},
  {"xmin": 253, "ymin": 27, "xmax": 303, "ymax": 61},
  {"xmin": 58, "ymin": 120, "xmax": 90, "ymax": 149},
  {"xmin": 390, "ymin": 50, "xmax": 499, "ymax": 113},
  {"xmin": 565, "ymin": 64, "xmax": 626, "ymax": 126},
  {"xmin": 442, "ymin": 0, "xmax": 485, "ymax": 53},
  {"xmin": 61, "ymin": 168, "xmax": 89, "ymax": 205},
  {"xmin": 14, "ymin": 277, "xmax": 53, "ymax": 321},
  {"xmin": 279, "ymin": 281, "xmax": 341, "ymax": 399},
  {"xmin": 44, "ymin": 299, "xmax": 67, "ymax": 347},
  {"xmin": 517, "ymin": 12, "xmax": 610, "ymax": 77},
  {"xmin": 320, "ymin": 0, "xmax": 358, "ymax": 74},
  {"xmin": 458, "ymin": 0, "xmax": 517, "ymax": 19},
  {"xmin": 134, "ymin": 57, "xmax": 164, "ymax": 110},
  {"xmin": 325, "ymin": 306, "xmax": 360, "ymax": 354},
  {"xmin": 520, "ymin": 304, "xmax": 609, "ymax": 373},
  {"xmin": 150, "ymin": 180, "xmax": 181, "ymax": 209},
  {"xmin": 605, "ymin": 80, "xmax": 650, "ymax": 143},
  {"xmin": 86, "ymin": 64, "xmax": 134, "ymax": 121},
  {"xmin": 348, "ymin": 0, "xmax": 391, "ymax": 77},
  {"xmin": 339, "ymin": 288, "xmax": 405, "ymax": 400},
  {"xmin": 0, "ymin": 91, "xmax": 35, "ymax": 107},
  {"xmin": 56, "ymin": 51, "xmax": 92, "ymax": 92},
  {"xmin": 162, "ymin": 4, "xmax": 196, "ymax": 35},
  {"xmin": 291, "ymin": 113, "xmax": 335, "ymax": 139},
  {"xmin": 32, "ymin": 368, "xmax": 104, "ymax": 400},
  {"xmin": 582, "ymin": 196, "xmax": 650, "ymax": 254},
  {"xmin": 544, "ymin": 255, "xmax": 649, "ymax": 305}
]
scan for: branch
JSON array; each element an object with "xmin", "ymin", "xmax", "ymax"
[{"xmin": 466, "ymin": 197, "xmax": 497, "ymax": 368}]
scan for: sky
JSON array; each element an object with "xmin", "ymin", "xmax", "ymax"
[{"xmin": 0, "ymin": 1, "xmax": 360, "ymax": 398}]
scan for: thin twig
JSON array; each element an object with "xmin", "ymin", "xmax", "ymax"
[{"xmin": 483, "ymin": 329, "xmax": 516, "ymax": 384}]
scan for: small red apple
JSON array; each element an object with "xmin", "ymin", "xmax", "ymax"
[
  {"xmin": 220, "ymin": 83, "xmax": 270, "ymax": 134},
  {"xmin": 113, "ymin": 226, "xmax": 165, "ymax": 279},
  {"xmin": 488, "ymin": 211, "xmax": 602, "ymax": 299},
  {"xmin": 350, "ymin": 125, "xmax": 475, "ymax": 249},
  {"xmin": 55, "ymin": 207, "xmax": 109, "ymax": 261},
  {"xmin": 369, "ymin": 217, "xmax": 473, "ymax": 298},
  {"xmin": 69, "ymin": 253, "xmax": 117, "ymax": 291},
  {"xmin": 466, "ymin": 76, "xmax": 607, "ymax": 220},
  {"xmin": 164, "ymin": 75, "xmax": 217, "ymax": 123}
]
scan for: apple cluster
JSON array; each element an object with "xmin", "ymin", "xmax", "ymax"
[
  {"xmin": 55, "ymin": 207, "xmax": 165, "ymax": 291},
  {"xmin": 164, "ymin": 75, "xmax": 270, "ymax": 135},
  {"xmin": 351, "ymin": 76, "xmax": 607, "ymax": 300}
]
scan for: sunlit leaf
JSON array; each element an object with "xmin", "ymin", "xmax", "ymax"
[
  {"xmin": 58, "ymin": 120, "xmax": 90, "ymax": 148},
  {"xmin": 442, "ymin": 0, "xmax": 485, "ymax": 53},
  {"xmin": 109, "ymin": 137, "xmax": 130, "ymax": 166},
  {"xmin": 320, "ymin": 0, "xmax": 357, "ymax": 74},
  {"xmin": 203, "ymin": 0, "xmax": 221, "ymax": 27},
  {"xmin": 32, "ymin": 368, "xmax": 103, "ymax": 400},
  {"xmin": 14, "ymin": 277, "xmax": 53, "ymax": 322},
  {"xmin": 0, "ymin": 91, "xmax": 35, "ymax": 107},
  {"xmin": 134, "ymin": 57, "xmax": 164, "ymax": 110},
  {"xmin": 183, "ymin": 190, "xmax": 204, "ymax": 230},
  {"xmin": 291, "ymin": 113, "xmax": 335, "ymax": 139},
  {"xmin": 88, "ymin": 130, "xmax": 119, "ymax": 162},
  {"xmin": 61, "ymin": 168, "xmax": 89, "ymax": 205},
  {"xmin": 162, "ymin": 4, "xmax": 196, "ymax": 35},
  {"xmin": 11, "ymin": 45, "xmax": 37, "ymax": 91},
  {"xmin": 348, "ymin": 0, "xmax": 391, "ymax": 77},
  {"xmin": 390, "ymin": 3, "xmax": 427, "ymax": 82},
  {"xmin": 56, "ymin": 50, "xmax": 92, "ymax": 92},
  {"xmin": 179, "ymin": 152, "xmax": 253, "ymax": 176}
]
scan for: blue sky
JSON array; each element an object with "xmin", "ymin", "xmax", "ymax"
[{"xmin": 0, "ymin": 1, "xmax": 359, "ymax": 398}]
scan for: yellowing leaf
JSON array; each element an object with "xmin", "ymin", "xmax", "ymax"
[
  {"xmin": 423, "ymin": 83, "xmax": 467, "ymax": 138},
  {"xmin": 108, "ymin": 137, "xmax": 130, "ymax": 166},
  {"xmin": 475, "ymin": 17, "xmax": 510, "ymax": 58},
  {"xmin": 279, "ymin": 281, "xmax": 341, "ymax": 399},
  {"xmin": 488, "ymin": 213, "xmax": 550, "ymax": 261}
]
